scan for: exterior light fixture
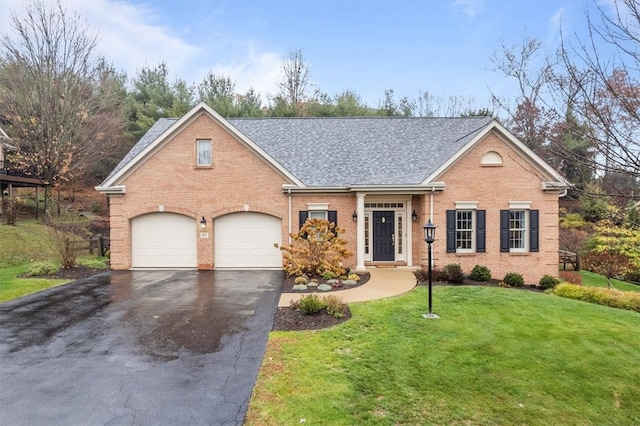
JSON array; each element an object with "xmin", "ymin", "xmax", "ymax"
[
  {"xmin": 352, "ymin": 210, "xmax": 357, "ymax": 221},
  {"xmin": 422, "ymin": 220, "xmax": 439, "ymax": 319},
  {"xmin": 200, "ymin": 216, "xmax": 207, "ymax": 228},
  {"xmin": 412, "ymin": 209, "xmax": 418, "ymax": 221}
]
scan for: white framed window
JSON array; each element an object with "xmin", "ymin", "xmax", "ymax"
[
  {"xmin": 309, "ymin": 210, "xmax": 328, "ymax": 220},
  {"xmin": 456, "ymin": 210, "xmax": 474, "ymax": 251},
  {"xmin": 447, "ymin": 203, "xmax": 485, "ymax": 254},
  {"xmin": 509, "ymin": 210, "xmax": 527, "ymax": 251},
  {"xmin": 197, "ymin": 139, "xmax": 211, "ymax": 166}
]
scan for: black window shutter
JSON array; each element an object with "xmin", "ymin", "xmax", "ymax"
[
  {"xmin": 328, "ymin": 211, "xmax": 338, "ymax": 227},
  {"xmin": 299, "ymin": 211, "xmax": 308, "ymax": 230},
  {"xmin": 328, "ymin": 210, "xmax": 338, "ymax": 237},
  {"xmin": 530, "ymin": 209, "xmax": 539, "ymax": 252},
  {"xmin": 476, "ymin": 210, "xmax": 486, "ymax": 253},
  {"xmin": 500, "ymin": 210, "xmax": 509, "ymax": 252},
  {"xmin": 446, "ymin": 210, "xmax": 456, "ymax": 253}
]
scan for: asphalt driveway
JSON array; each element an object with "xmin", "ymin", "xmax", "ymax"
[{"xmin": 0, "ymin": 269, "xmax": 283, "ymax": 426}]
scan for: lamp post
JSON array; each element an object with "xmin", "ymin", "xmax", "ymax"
[{"xmin": 422, "ymin": 220, "xmax": 439, "ymax": 319}]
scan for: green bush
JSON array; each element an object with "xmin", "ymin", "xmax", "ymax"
[
  {"xmin": 444, "ymin": 263, "xmax": 465, "ymax": 284},
  {"xmin": 322, "ymin": 271, "xmax": 337, "ymax": 280},
  {"xmin": 503, "ymin": 272, "xmax": 524, "ymax": 287},
  {"xmin": 77, "ymin": 257, "xmax": 109, "ymax": 270},
  {"xmin": 298, "ymin": 294, "xmax": 326, "ymax": 314},
  {"xmin": 539, "ymin": 274, "xmax": 561, "ymax": 290},
  {"xmin": 553, "ymin": 283, "xmax": 640, "ymax": 313},
  {"xmin": 469, "ymin": 265, "xmax": 491, "ymax": 282},
  {"xmin": 317, "ymin": 284, "xmax": 332, "ymax": 292},
  {"xmin": 323, "ymin": 295, "xmax": 346, "ymax": 318},
  {"xmin": 24, "ymin": 261, "xmax": 60, "ymax": 277}
]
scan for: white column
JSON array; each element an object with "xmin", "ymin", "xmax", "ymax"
[
  {"xmin": 407, "ymin": 197, "xmax": 413, "ymax": 267},
  {"xmin": 356, "ymin": 193, "xmax": 366, "ymax": 271}
]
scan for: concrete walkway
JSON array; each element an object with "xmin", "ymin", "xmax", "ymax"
[{"xmin": 278, "ymin": 267, "xmax": 417, "ymax": 307}]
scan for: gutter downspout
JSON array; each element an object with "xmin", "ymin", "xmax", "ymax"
[{"xmin": 288, "ymin": 188, "xmax": 292, "ymax": 244}]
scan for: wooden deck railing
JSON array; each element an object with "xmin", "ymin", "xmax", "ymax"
[{"xmin": 559, "ymin": 250, "xmax": 580, "ymax": 271}]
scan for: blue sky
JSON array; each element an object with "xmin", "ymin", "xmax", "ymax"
[{"xmin": 0, "ymin": 0, "xmax": 610, "ymax": 110}]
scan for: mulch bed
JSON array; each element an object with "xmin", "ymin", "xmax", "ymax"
[
  {"xmin": 50, "ymin": 266, "xmax": 108, "ymax": 280},
  {"xmin": 280, "ymin": 271, "xmax": 370, "ymax": 293}
]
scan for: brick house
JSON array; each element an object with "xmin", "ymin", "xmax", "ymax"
[{"xmin": 96, "ymin": 102, "xmax": 569, "ymax": 283}]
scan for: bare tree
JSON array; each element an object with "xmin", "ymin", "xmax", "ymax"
[
  {"xmin": 277, "ymin": 48, "xmax": 311, "ymax": 112},
  {"xmin": 555, "ymin": 0, "xmax": 640, "ymax": 198},
  {"xmin": 0, "ymin": 1, "xmax": 125, "ymax": 215}
]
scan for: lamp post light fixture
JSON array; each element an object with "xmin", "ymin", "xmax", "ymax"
[
  {"xmin": 352, "ymin": 210, "xmax": 358, "ymax": 221},
  {"xmin": 422, "ymin": 220, "xmax": 439, "ymax": 319},
  {"xmin": 200, "ymin": 216, "xmax": 207, "ymax": 229},
  {"xmin": 412, "ymin": 209, "xmax": 418, "ymax": 221}
]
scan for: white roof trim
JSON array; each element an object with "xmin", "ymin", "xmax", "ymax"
[
  {"xmin": 95, "ymin": 185, "xmax": 126, "ymax": 195},
  {"xmin": 100, "ymin": 102, "xmax": 304, "ymax": 189},
  {"xmin": 421, "ymin": 120, "xmax": 570, "ymax": 188}
]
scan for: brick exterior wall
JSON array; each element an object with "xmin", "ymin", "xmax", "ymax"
[
  {"xmin": 412, "ymin": 131, "xmax": 561, "ymax": 284},
  {"xmin": 107, "ymin": 113, "xmax": 561, "ymax": 283}
]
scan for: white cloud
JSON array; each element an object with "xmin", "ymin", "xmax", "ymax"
[{"xmin": 0, "ymin": 0, "xmax": 283, "ymax": 99}]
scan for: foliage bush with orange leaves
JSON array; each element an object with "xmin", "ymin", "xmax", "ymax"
[{"xmin": 280, "ymin": 218, "xmax": 353, "ymax": 277}]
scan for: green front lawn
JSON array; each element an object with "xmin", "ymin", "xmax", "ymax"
[
  {"xmin": 247, "ymin": 286, "xmax": 640, "ymax": 425},
  {"xmin": 580, "ymin": 270, "xmax": 640, "ymax": 292},
  {"xmin": 0, "ymin": 264, "xmax": 69, "ymax": 303}
]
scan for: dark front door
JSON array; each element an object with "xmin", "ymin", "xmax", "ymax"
[{"xmin": 373, "ymin": 211, "xmax": 395, "ymax": 261}]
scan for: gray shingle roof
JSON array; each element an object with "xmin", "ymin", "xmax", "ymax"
[
  {"xmin": 104, "ymin": 114, "xmax": 493, "ymax": 187},
  {"xmin": 228, "ymin": 116, "xmax": 492, "ymax": 186}
]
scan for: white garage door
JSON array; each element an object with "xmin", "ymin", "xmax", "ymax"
[
  {"xmin": 131, "ymin": 213, "xmax": 197, "ymax": 268},
  {"xmin": 215, "ymin": 212, "xmax": 282, "ymax": 269}
]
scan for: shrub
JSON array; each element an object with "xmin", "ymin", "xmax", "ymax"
[
  {"xmin": 294, "ymin": 275, "xmax": 309, "ymax": 285},
  {"xmin": 280, "ymin": 218, "xmax": 354, "ymax": 277},
  {"xmin": 343, "ymin": 279, "xmax": 358, "ymax": 286},
  {"xmin": 49, "ymin": 220, "xmax": 90, "ymax": 268},
  {"xmin": 298, "ymin": 294, "xmax": 326, "ymax": 314},
  {"xmin": 322, "ymin": 271, "xmax": 337, "ymax": 280},
  {"xmin": 306, "ymin": 281, "xmax": 318, "ymax": 287},
  {"xmin": 24, "ymin": 261, "xmax": 60, "ymax": 277},
  {"xmin": 76, "ymin": 257, "xmax": 109, "ymax": 270},
  {"xmin": 323, "ymin": 295, "xmax": 346, "ymax": 318},
  {"xmin": 317, "ymin": 284, "xmax": 332, "ymax": 292},
  {"xmin": 539, "ymin": 274, "xmax": 561, "ymax": 290},
  {"xmin": 292, "ymin": 284, "xmax": 308, "ymax": 291},
  {"xmin": 469, "ymin": 265, "xmax": 491, "ymax": 282},
  {"xmin": 444, "ymin": 263, "xmax": 465, "ymax": 284},
  {"xmin": 553, "ymin": 283, "xmax": 640, "ymax": 313},
  {"xmin": 559, "ymin": 270, "xmax": 583, "ymax": 285},
  {"xmin": 503, "ymin": 272, "xmax": 524, "ymax": 287},
  {"xmin": 347, "ymin": 273, "xmax": 360, "ymax": 282}
]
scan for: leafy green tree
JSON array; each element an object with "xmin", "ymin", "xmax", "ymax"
[
  {"xmin": 378, "ymin": 89, "xmax": 415, "ymax": 116},
  {"xmin": 126, "ymin": 62, "xmax": 194, "ymax": 140},
  {"xmin": 335, "ymin": 90, "xmax": 372, "ymax": 116},
  {"xmin": 197, "ymin": 72, "xmax": 237, "ymax": 117},
  {"xmin": 236, "ymin": 87, "xmax": 263, "ymax": 117}
]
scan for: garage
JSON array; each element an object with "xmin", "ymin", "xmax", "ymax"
[
  {"xmin": 214, "ymin": 212, "xmax": 282, "ymax": 269},
  {"xmin": 131, "ymin": 213, "xmax": 197, "ymax": 268}
]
